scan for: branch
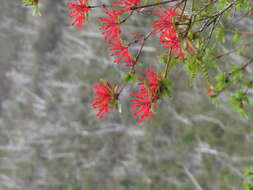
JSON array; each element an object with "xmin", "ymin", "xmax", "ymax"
[
  {"xmin": 184, "ymin": 167, "xmax": 204, "ymax": 190},
  {"xmin": 212, "ymin": 40, "xmax": 253, "ymax": 60},
  {"xmin": 131, "ymin": 0, "xmax": 184, "ymax": 10},
  {"xmin": 88, "ymin": 0, "xmax": 183, "ymax": 10},
  {"xmin": 120, "ymin": 10, "xmax": 134, "ymax": 24},
  {"xmin": 201, "ymin": 17, "xmax": 218, "ymax": 54},
  {"xmin": 215, "ymin": 58, "xmax": 253, "ymax": 96},
  {"xmin": 198, "ymin": 1, "xmax": 236, "ymax": 32},
  {"xmin": 232, "ymin": 58, "xmax": 253, "ymax": 73},
  {"xmin": 225, "ymin": 29, "xmax": 253, "ymax": 35},
  {"xmin": 131, "ymin": 31, "xmax": 153, "ymax": 71}
]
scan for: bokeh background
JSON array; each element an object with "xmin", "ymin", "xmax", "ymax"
[{"xmin": 0, "ymin": 0, "xmax": 253, "ymax": 189}]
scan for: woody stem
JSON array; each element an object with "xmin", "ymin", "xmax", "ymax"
[
  {"xmin": 131, "ymin": 0, "xmax": 185, "ymax": 10},
  {"xmin": 88, "ymin": 0, "xmax": 184, "ymax": 9}
]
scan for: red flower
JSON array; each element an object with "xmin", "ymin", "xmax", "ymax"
[
  {"xmin": 131, "ymin": 90, "xmax": 157, "ymax": 123},
  {"xmin": 67, "ymin": 0, "xmax": 90, "ymax": 30},
  {"xmin": 153, "ymin": 8, "xmax": 176, "ymax": 33},
  {"xmin": 113, "ymin": 0, "xmax": 141, "ymax": 11},
  {"xmin": 160, "ymin": 29, "xmax": 183, "ymax": 57},
  {"xmin": 99, "ymin": 8, "xmax": 123, "ymax": 42},
  {"xmin": 130, "ymin": 69, "xmax": 160, "ymax": 123},
  {"xmin": 250, "ymin": 11, "xmax": 253, "ymax": 15},
  {"xmin": 153, "ymin": 8, "xmax": 183, "ymax": 57},
  {"xmin": 138, "ymin": 70, "xmax": 160, "ymax": 94},
  {"xmin": 109, "ymin": 40, "xmax": 134, "ymax": 66},
  {"xmin": 91, "ymin": 81, "xmax": 116, "ymax": 119}
]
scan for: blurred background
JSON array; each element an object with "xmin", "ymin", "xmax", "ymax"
[{"xmin": 0, "ymin": 0, "xmax": 253, "ymax": 189}]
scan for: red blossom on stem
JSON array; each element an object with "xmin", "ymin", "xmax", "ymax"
[
  {"xmin": 113, "ymin": 0, "xmax": 141, "ymax": 11},
  {"xmin": 131, "ymin": 90, "xmax": 157, "ymax": 123},
  {"xmin": 153, "ymin": 8, "xmax": 176, "ymax": 33},
  {"xmin": 99, "ymin": 8, "xmax": 123, "ymax": 42},
  {"xmin": 138, "ymin": 70, "xmax": 160, "ymax": 94},
  {"xmin": 160, "ymin": 29, "xmax": 183, "ymax": 57},
  {"xmin": 109, "ymin": 40, "xmax": 134, "ymax": 66},
  {"xmin": 130, "ymin": 70, "xmax": 160, "ymax": 123},
  {"xmin": 67, "ymin": 0, "xmax": 90, "ymax": 30},
  {"xmin": 91, "ymin": 81, "xmax": 116, "ymax": 119},
  {"xmin": 153, "ymin": 8, "xmax": 183, "ymax": 57}
]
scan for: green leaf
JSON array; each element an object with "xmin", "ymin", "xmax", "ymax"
[
  {"xmin": 32, "ymin": 4, "xmax": 41, "ymax": 16},
  {"xmin": 245, "ymin": 183, "xmax": 251, "ymax": 190},
  {"xmin": 115, "ymin": 102, "xmax": 122, "ymax": 113},
  {"xmin": 166, "ymin": 89, "xmax": 173, "ymax": 97},
  {"xmin": 215, "ymin": 72, "xmax": 228, "ymax": 91},
  {"xmin": 232, "ymin": 33, "xmax": 241, "ymax": 43},
  {"xmin": 229, "ymin": 90, "xmax": 250, "ymax": 119},
  {"xmin": 159, "ymin": 54, "xmax": 169, "ymax": 65},
  {"xmin": 160, "ymin": 78, "xmax": 171, "ymax": 88},
  {"xmin": 216, "ymin": 27, "xmax": 225, "ymax": 43},
  {"xmin": 124, "ymin": 72, "xmax": 137, "ymax": 83}
]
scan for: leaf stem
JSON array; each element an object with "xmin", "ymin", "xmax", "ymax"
[{"xmin": 164, "ymin": 49, "xmax": 173, "ymax": 78}]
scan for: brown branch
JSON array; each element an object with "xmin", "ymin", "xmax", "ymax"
[
  {"xmin": 215, "ymin": 59, "xmax": 253, "ymax": 97},
  {"xmin": 198, "ymin": 1, "xmax": 236, "ymax": 32},
  {"xmin": 131, "ymin": 0, "xmax": 184, "ymax": 10},
  {"xmin": 233, "ymin": 58, "xmax": 253, "ymax": 73},
  {"xmin": 225, "ymin": 29, "xmax": 253, "ymax": 35},
  {"xmin": 212, "ymin": 40, "xmax": 253, "ymax": 60},
  {"xmin": 131, "ymin": 31, "xmax": 154, "ymax": 71},
  {"xmin": 120, "ymin": 10, "xmax": 134, "ymax": 24},
  {"xmin": 88, "ymin": 0, "xmax": 183, "ymax": 10}
]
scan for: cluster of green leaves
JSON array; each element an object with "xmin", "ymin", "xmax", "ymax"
[
  {"xmin": 185, "ymin": 0, "xmax": 252, "ymax": 119},
  {"xmin": 184, "ymin": 53, "xmax": 212, "ymax": 87},
  {"xmin": 218, "ymin": 0, "xmax": 250, "ymax": 10},
  {"xmin": 229, "ymin": 90, "xmax": 250, "ymax": 118},
  {"xmin": 214, "ymin": 72, "xmax": 228, "ymax": 92},
  {"xmin": 124, "ymin": 72, "xmax": 137, "ymax": 83},
  {"xmin": 212, "ymin": 60, "xmax": 253, "ymax": 117}
]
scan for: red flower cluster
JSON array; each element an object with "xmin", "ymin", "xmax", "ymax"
[
  {"xmin": 130, "ymin": 70, "xmax": 160, "ymax": 123},
  {"xmin": 153, "ymin": 8, "xmax": 183, "ymax": 57},
  {"xmin": 91, "ymin": 81, "xmax": 117, "ymax": 119},
  {"xmin": 98, "ymin": 7, "xmax": 134, "ymax": 66},
  {"xmin": 153, "ymin": 8, "xmax": 176, "ymax": 33},
  {"xmin": 67, "ymin": 0, "xmax": 90, "ymax": 30},
  {"xmin": 160, "ymin": 29, "xmax": 183, "ymax": 57},
  {"xmin": 65, "ymin": 1, "xmax": 182, "ymax": 122}
]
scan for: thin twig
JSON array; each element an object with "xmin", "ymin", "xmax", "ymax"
[
  {"xmin": 212, "ymin": 40, "xmax": 253, "ymax": 60},
  {"xmin": 198, "ymin": 1, "xmax": 236, "ymax": 32},
  {"xmin": 120, "ymin": 10, "xmax": 134, "ymax": 24},
  {"xmin": 184, "ymin": 167, "xmax": 204, "ymax": 190},
  {"xmin": 88, "ymin": 0, "xmax": 183, "ymax": 10},
  {"xmin": 131, "ymin": 0, "xmax": 183, "ymax": 10}
]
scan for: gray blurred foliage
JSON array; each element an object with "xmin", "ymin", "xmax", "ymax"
[{"xmin": 0, "ymin": 0, "xmax": 253, "ymax": 189}]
